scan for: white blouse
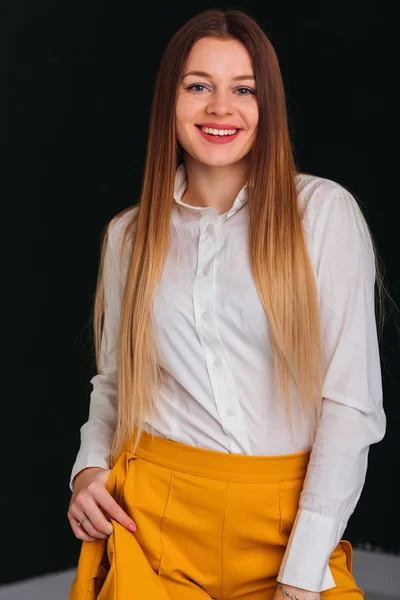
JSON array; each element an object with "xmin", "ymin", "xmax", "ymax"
[{"xmin": 70, "ymin": 162, "xmax": 386, "ymax": 592}]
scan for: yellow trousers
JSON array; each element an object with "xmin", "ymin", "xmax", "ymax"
[{"xmin": 69, "ymin": 429, "xmax": 363, "ymax": 599}]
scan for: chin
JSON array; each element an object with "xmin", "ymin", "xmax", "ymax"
[{"xmin": 192, "ymin": 151, "xmax": 244, "ymax": 168}]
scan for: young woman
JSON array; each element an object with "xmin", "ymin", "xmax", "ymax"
[{"xmin": 67, "ymin": 8, "xmax": 387, "ymax": 600}]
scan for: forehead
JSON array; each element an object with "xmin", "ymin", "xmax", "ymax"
[{"xmin": 184, "ymin": 37, "xmax": 254, "ymax": 74}]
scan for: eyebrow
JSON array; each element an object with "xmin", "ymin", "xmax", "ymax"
[{"xmin": 181, "ymin": 70, "xmax": 255, "ymax": 81}]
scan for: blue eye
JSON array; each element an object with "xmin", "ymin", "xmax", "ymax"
[
  {"xmin": 237, "ymin": 87, "xmax": 255, "ymax": 96},
  {"xmin": 187, "ymin": 84, "xmax": 207, "ymax": 92},
  {"xmin": 186, "ymin": 84, "xmax": 255, "ymax": 96}
]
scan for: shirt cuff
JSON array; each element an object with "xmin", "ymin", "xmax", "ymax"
[
  {"xmin": 69, "ymin": 455, "xmax": 111, "ymax": 492},
  {"xmin": 69, "ymin": 422, "xmax": 112, "ymax": 492},
  {"xmin": 277, "ymin": 508, "xmax": 343, "ymax": 592}
]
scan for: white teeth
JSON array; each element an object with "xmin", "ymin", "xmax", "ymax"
[{"xmin": 200, "ymin": 126, "xmax": 238, "ymax": 136}]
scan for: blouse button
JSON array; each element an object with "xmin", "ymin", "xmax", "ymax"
[
  {"xmin": 203, "ymin": 266, "xmax": 209, "ymax": 275},
  {"xmin": 206, "ymin": 223, "xmax": 214, "ymax": 234},
  {"xmin": 202, "ymin": 311, "xmax": 209, "ymax": 321},
  {"xmin": 214, "ymin": 356, "xmax": 222, "ymax": 367},
  {"xmin": 226, "ymin": 408, "xmax": 235, "ymax": 417}
]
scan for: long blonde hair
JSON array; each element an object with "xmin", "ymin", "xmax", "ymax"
[{"xmin": 92, "ymin": 9, "xmax": 390, "ymax": 466}]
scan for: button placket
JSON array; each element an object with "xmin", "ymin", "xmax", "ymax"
[{"xmin": 193, "ymin": 215, "xmax": 251, "ymax": 455}]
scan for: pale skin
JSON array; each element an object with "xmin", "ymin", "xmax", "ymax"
[
  {"xmin": 175, "ymin": 36, "xmax": 258, "ymax": 215},
  {"xmin": 176, "ymin": 36, "xmax": 321, "ymax": 600},
  {"xmin": 67, "ymin": 35, "xmax": 321, "ymax": 600}
]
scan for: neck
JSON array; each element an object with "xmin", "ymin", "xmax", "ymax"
[{"xmin": 181, "ymin": 154, "xmax": 250, "ymax": 215}]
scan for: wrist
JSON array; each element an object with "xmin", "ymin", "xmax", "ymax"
[
  {"xmin": 277, "ymin": 582, "xmax": 321, "ymax": 600},
  {"xmin": 74, "ymin": 466, "xmax": 104, "ymax": 483}
]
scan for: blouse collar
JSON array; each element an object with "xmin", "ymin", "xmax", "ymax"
[{"xmin": 173, "ymin": 162, "xmax": 248, "ymax": 220}]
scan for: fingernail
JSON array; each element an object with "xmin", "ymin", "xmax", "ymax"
[{"xmin": 128, "ymin": 523, "xmax": 137, "ymax": 532}]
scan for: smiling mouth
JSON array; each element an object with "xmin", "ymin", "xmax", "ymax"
[
  {"xmin": 195, "ymin": 125, "xmax": 242, "ymax": 146},
  {"xmin": 196, "ymin": 125, "xmax": 241, "ymax": 137}
]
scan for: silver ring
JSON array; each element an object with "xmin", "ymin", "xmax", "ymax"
[{"xmin": 78, "ymin": 516, "xmax": 89, "ymax": 527}]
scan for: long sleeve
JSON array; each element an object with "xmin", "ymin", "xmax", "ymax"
[
  {"xmin": 277, "ymin": 185, "xmax": 386, "ymax": 591},
  {"xmin": 69, "ymin": 217, "xmax": 126, "ymax": 492}
]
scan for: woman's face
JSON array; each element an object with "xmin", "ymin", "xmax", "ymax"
[{"xmin": 176, "ymin": 37, "xmax": 259, "ymax": 168}]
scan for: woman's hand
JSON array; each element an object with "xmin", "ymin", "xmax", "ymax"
[
  {"xmin": 273, "ymin": 583, "xmax": 321, "ymax": 600},
  {"xmin": 67, "ymin": 467, "xmax": 138, "ymax": 542}
]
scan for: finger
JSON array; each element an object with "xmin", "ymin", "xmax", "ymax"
[
  {"xmin": 67, "ymin": 511, "xmax": 99, "ymax": 542},
  {"xmin": 77, "ymin": 513, "xmax": 110, "ymax": 540},
  {"xmin": 94, "ymin": 486, "xmax": 137, "ymax": 532},
  {"xmin": 77, "ymin": 501, "xmax": 113, "ymax": 538},
  {"xmin": 71, "ymin": 487, "xmax": 114, "ymax": 537},
  {"xmin": 68, "ymin": 504, "xmax": 109, "ymax": 540}
]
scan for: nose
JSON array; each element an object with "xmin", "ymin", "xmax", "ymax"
[{"xmin": 206, "ymin": 90, "xmax": 234, "ymax": 117}]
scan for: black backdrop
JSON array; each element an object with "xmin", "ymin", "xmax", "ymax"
[{"xmin": 2, "ymin": 0, "xmax": 399, "ymax": 586}]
